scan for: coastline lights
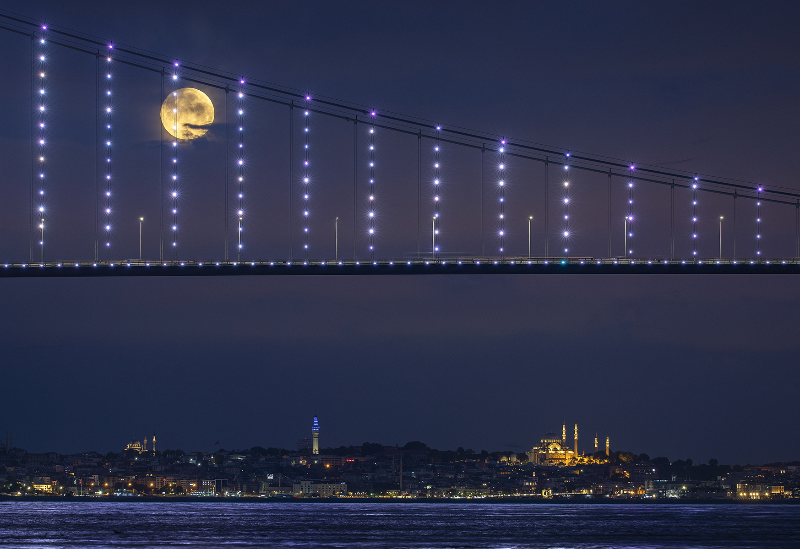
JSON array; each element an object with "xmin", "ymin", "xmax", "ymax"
[
  {"xmin": 303, "ymin": 96, "xmax": 311, "ymax": 260},
  {"xmin": 626, "ymin": 165, "xmax": 634, "ymax": 258},
  {"xmin": 692, "ymin": 177, "xmax": 699, "ymax": 257},
  {"xmin": 562, "ymin": 153, "xmax": 571, "ymax": 255},
  {"xmin": 104, "ymin": 44, "xmax": 113, "ymax": 257},
  {"xmin": 170, "ymin": 65, "xmax": 179, "ymax": 259},
  {"xmin": 237, "ymin": 80, "xmax": 245, "ymax": 261},
  {"xmin": 36, "ymin": 26, "xmax": 47, "ymax": 261},
  {"xmin": 756, "ymin": 185, "xmax": 763, "ymax": 257},
  {"xmin": 432, "ymin": 125, "xmax": 441, "ymax": 259},
  {"xmin": 368, "ymin": 110, "xmax": 376, "ymax": 259},
  {"xmin": 497, "ymin": 139, "xmax": 506, "ymax": 258}
]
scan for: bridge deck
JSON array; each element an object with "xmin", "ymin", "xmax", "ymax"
[{"xmin": 1, "ymin": 258, "xmax": 798, "ymax": 277}]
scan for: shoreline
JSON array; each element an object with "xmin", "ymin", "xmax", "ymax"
[{"xmin": 1, "ymin": 495, "xmax": 797, "ymax": 504}]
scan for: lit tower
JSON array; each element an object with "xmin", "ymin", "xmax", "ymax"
[
  {"xmin": 312, "ymin": 416, "xmax": 319, "ymax": 455},
  {"xmin": 574, "ymin": 424, "xmax": 578, "ymax": 455},
  {"xmin": 152, "ymin": 432, "xmax": 156, "ymax": 453},
  {"xmin": 143, "ymin": 435, "xmax": 147, "ymax": 452},
  {"xmin": 594, "ymin": 433, "xmax": 598, "ymax": 454},
  {"xmin": 606, "ymin": 436, "xmax": 610, "ymax": 456},
  {"xmin": 562, "ymin": 422, "xmax": 566, "ymax": 446}
]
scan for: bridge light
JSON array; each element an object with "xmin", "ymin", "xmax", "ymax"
[
  {"xmin": 756, "ymin": 185, "xmax": 763, "ymax": 257},
  {"xmin": 36, "ymin": 27, "xmax": 49, "ymax": 260},
  {"xmin": 691, "ymin": 181, "xmax": 699, "ymax": 257}
]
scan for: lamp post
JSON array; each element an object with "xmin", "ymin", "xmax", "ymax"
[
  {"xmin": 528, "ymin": 216, "xmax": 533, "ymax": 258},
  {"xmin": 139, "ymin": 217, "xmax": 144, "ymax": 261},
  {"xmin": 432, "ymin": 216, "xmax": 436, "ymax": 260},
  {"xmin": 719, "ymin": 216, "xmax": 724, "ymax": 259},
  {"xmin": 335, "ymin": 217, "xmax": 338, "ymax": 261},
  {"xmin": 624, "ymin": 217, "xmax": 628, "ymax": 259}
]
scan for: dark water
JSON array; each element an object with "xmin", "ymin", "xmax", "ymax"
[{"xmin": 0, "ymin": 501, "xmax": 798, "ymax": 548}]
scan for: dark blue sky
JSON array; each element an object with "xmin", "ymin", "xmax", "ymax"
[{"xmin": 0, "ymin": 1, "xmax": 798, "ymax": 464}]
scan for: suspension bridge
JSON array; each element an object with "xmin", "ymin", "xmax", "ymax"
[{"xmin": 1, "ymin": 13, "xmax": 799, "ymax": 278}]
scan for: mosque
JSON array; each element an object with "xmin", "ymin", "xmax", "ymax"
[
  {"xmin": 527, "ymin": 423, "xmax": 610, "ymax": 465},
  {"xmin": 124, "ymin": 433, "xmax": 156, "ymax": 454}
]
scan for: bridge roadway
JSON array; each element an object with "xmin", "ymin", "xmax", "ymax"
[{"xmin": 0, "ymin": 257, "xmax": 798, "ymax": 277}]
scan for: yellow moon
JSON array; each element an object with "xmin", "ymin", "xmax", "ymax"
[{"xmin": 160, "ymin": 88, "xmax": 214, "ymax": 140}]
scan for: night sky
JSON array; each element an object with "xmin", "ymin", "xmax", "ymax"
[{"xmin": 0, "ymin": 1, "xmax": 798, "ymax": 465}]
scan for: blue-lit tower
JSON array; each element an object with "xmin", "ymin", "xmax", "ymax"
[{"xmin": 312, "ymin": 416, "xmax": 319, "ymax": 455}]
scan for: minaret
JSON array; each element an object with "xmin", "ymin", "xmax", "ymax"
[
  {"xmin": 562, "ymin": 422, "xmax": 566, "ymax": 445},
  {"xmin": 312, "ymin": 416, "xmax": 319, "ymax": 455},
  {"xmin": 574, "ymin": 424, "xmax": 578, "ymax": 455},
  {"xmin": 594, "ymin": 433, "xmax": 598, "ymax": 453},
  {"xmin": 152, "ymin": 432, "xmax": 156, "ymax": 453},
  {"xmin": 606, "ymin": 436, "xmax": 610, "ymax": 456},
  {"xmin": 143, "ymin": 435, "xmax": 147, "ymax": 453}
]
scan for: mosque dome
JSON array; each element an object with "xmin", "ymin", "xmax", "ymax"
[{"xmin": 541, "ymin": 432, "xmax": 561, "ymax": 443}]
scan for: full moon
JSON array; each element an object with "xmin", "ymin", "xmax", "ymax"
[{"xmin": 160, "ymin": 88, "xmax": 214, "ymax": 140}]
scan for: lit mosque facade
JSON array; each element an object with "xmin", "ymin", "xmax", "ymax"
[{"xmin": 527, "ymin": 423, "xmax": 611, "ymax": 465}]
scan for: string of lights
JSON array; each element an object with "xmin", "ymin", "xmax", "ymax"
[
  {"xmin": 170, "ymin": 62, "xmax": 179, "ymax": 260},
  {"xmin": 692, "ymin": 177, "xmax": 699, "ymax": 257},
  {"xmin": 237, "ymin": 80, "xmax": 245, "ymax": 261},
  {"xmin": 756, "ymin": 186, "xmax": 762, "ymax": 257},
  {"xmin": 562, "ymin": 153, "xmax": 571, "ymax": 255},
  {"xmin": 498, "ymin": 139, "xmax": 506, "ymax": 258},
  {"xmin": 433, "ymin": 125, "xmax": 441, "ymax": 259},
  {"xmin": 36, "ymin": 26, "xmax": 47, "ymax": 262},
  {"xmin": 627, "ymin": 165, "xmax": 634, "ymax": 258},
  {"xmin": 103, "ymin": 44, "xmax": 113, "ymax": 258},
  {"xmin": 368, "ymin": 110, "xmax": 376, "ymax": 260},
  {"xmin": 303, "ymin": 95, "xmax": 311, "ymax": 262}
]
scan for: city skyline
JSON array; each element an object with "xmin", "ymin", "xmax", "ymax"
[
  {"xmin": 4, "ymin": 415, "xmax": 795, "ymax": 469},
  {"xmin": 2, "ymin": 418, "xmax": 797, "ymax": 500}
]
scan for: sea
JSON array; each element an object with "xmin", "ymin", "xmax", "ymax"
[{"xmin": 0, "ymin": 501, "xmax": 798, "ymax": 548}]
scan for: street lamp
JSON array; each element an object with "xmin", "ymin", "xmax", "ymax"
[
  {"xmin": 528, "ymin": 216, "xmax": 533, "ymax": 258},
  {"xmin": 139, "ymin": 217, "xmax": 144, "ymax": 261},
  {"xmin": 624, "ymin": 217, "xmax": 628, "ymax": 259},
  {"xmin": 719, "ymin": 216, "xmax": 724, "ymax": 259},
  {"xmin": 432, "ymin": 216, "xmax": 436, "ymax": 260}
]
